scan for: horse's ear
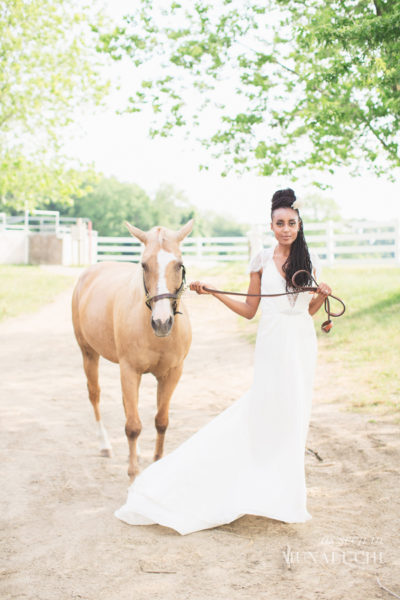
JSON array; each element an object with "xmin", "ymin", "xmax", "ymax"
[
  {"xmin": 125, "ymin": 221, "xmax": 147, "ymax": 244},
  {"xmin": 176, "ymin": 218, "xmax": 194, "ymax": 242}
]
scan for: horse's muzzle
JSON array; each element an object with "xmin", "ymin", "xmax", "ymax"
[{"xmin": 151, "ymin": 316, "xmax": 174, "ymax": 337}]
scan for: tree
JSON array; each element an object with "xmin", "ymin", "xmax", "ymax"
[
  {"xmin": 0, "ymin": 1, "xmax": 109, "ymax": 209},
  {"xmin": 65, "ymin": 177, "xmax": 154, "ymax": 237},
  {"xmin": 0, "ymin": 156, "xmax": 97, "ymax": 213},
  {"xmin": 100, "ymin": 0, "xmax": 400, "ymax": 182},
  {"xmin": 152, "ymin": 183, "xmax": 196, "ymax": 229},
  {"xmin": 299, "ymin": 194, "xmax": 342, "ymax": 222},
  {"xmin": 200, "ymin": 211, "xmax": 249, "ymax": 236},
  {"xmin": 41, "ymin": 176, "xmax": 247, "ymax": 237}
]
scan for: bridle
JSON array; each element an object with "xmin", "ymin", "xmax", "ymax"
[
  {"xmin": 141, "ymin": 265, "xmax": 345, "ymax": 332},
  {"xmin": 201, "ymin": 269, "xmax": 345, "ymax": 333},
  {"xmin": 142, "ymin": 264, "xmax": 187, "ymax": 315}
]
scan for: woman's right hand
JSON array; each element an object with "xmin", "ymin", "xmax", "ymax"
[{"xmin": 189, "ymin": 281, "xmax": 216, "ymax": 295}]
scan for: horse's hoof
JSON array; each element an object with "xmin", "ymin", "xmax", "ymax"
[{"xmin": 100, "ymin": 448, "xmax": 112, "ymax": 458}]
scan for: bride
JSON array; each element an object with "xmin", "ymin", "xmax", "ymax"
[{"xmin": 114, "ymin": 188, "xmax": 332, "ymax": 535}]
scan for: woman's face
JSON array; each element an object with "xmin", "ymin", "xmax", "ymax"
[{"xmin": 270, "ymin": 207, "xmax": 300, "ymax": 247}]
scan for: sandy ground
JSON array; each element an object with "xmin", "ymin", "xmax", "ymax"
[{"xmin": 1, "ymin": 270, "xmax": 399, "ymax": 600}]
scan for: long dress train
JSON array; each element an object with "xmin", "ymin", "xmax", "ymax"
[{"xmin": 114, "ymin": 247, "xmax": 321, "ymax": 535}]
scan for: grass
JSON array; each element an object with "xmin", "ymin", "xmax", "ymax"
[
  {"xmin": 313, "ymin": 264, "xmax": 400, "ymax": 419},
  {"xmin": 0, "ymin": 265, "xmax": 76, "ymax": 322},
  {"xmin": 187, "ymin": 261, "xmax": 400, "ymax": 420},
  {"xmin": 2, "ymin": 261, "xmax": 398, "ymax": 420}
]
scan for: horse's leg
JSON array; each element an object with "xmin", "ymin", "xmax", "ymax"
[
  {"xmin": 119, "ymin": 360, "xmax": 142, "ymax": 481},
  {"xmin": 122, "ymin": 393, "xmax": 141, "ymax": 458},
  {"xmin": 82, "ymin": 348, "xmax": 112, "ymax": 457},
  {"xmin": 154, "ymin": 364, "xmax": 183, "ymax": 461}
]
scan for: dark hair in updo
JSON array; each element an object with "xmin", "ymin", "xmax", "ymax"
[{"xmin": 271, "ymin": 188, "xmax": 312, "ymax": 290}]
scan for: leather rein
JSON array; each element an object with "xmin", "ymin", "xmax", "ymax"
[
  {"xmin": 142, "ymin": 265, "xmax": 345, "ymax": 333},
  {"xmin": 143, "ymin": 264, "xmax": 186, "ymax": 315},
  {"xmin": 201, "ymin": 269, "xmax": 346, "ymax": 333}
]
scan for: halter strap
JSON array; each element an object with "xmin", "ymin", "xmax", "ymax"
[{"xmin": 143, "ymin": 265, "xmax": 186, "ymax": 315}]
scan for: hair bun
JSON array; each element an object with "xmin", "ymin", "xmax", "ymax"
[{"xmin": 271, "ymin": 188, "xmax": 297, "ymax": 212}]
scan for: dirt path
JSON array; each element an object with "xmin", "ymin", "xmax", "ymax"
[{"xmin": 1, "ymin": 274, "xmax": 399, "ymax": 600}]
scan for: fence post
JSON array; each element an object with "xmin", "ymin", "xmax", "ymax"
[
  {"xmin": 88, "ymin": 220, "xmax": 93, "ymax": 264},
  {"xmin": 91, "ymin": 230, "xmax": 98, "ymax": 264},
  {"xmin": 395, "ymin": 219, "xmax": 400, "ymax": 265},
  {"xmin": 247, "ymin": 225, "xmax": 263, "ymax": 260},
  {"xmin": 24, "ymin": 208, "xmax": 29, "ymax": 264},
  {"xmin": 326, "ymin": 220, "xmax": 334, "ymax": 266},
  {"xmin": 55, "ymin": 211, "xmax": 60, "ymax": 236},
  {"xmin": 196, "ymin": 238, "xmax": 203, "ymax": 260}
]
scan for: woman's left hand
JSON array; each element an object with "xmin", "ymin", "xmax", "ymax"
[{"xmin": 316, "ymin": 282, "xmax": 332, "ymax": 297}]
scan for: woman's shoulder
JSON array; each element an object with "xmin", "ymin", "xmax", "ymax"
[
  {"xmin": 247, "ymin": 247, "xmax": 273, "ymax": 274},
  {"xmin": 247, "ymin": 248, "xmax": 264, "ymax": 273}
]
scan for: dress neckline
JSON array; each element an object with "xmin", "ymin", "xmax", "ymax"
[
  {"xmin": 268, "ymin": 248, "xmax": 299, "ymax": 308},
  {"xmin": 270, "ymin": 250, "xmax": 287, "ymax": 283}
]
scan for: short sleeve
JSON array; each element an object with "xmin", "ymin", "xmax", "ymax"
[
  {"xmin": 247, "ymin": 249, "xmax": 264, "ymax": 274},
  {"xmin": 310, "ymin": 249, "xmax": 321, "ymax": 281}
]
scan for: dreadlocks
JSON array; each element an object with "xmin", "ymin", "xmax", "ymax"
[{"xmin": 271, "ymin": 188, "xmax": 313, "ymax": 291}]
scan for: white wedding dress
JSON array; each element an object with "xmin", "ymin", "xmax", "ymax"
[{"xmin": 115, "ymin": 247, "xmax": 321, "ymax": 535}]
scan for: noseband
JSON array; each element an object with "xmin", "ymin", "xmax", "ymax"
[{"xmin": 142, "ymin": 264, "xmax": 187, "ymax": 315}]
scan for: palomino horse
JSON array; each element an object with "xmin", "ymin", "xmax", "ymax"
[{"xmin": 72, "ymin": 220, "xmax": 193, "ymax": 481}]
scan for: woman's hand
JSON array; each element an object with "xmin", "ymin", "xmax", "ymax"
[
  {"xmin": 189, "ymin": 281, "xmax": 216, "ymax": 295},
  {"xmin": 315, "ymin": 282, "xmax": 332, "ymax": 298},
  {"xmin": 190, "ymin": 271, "xmax": 261, "ymax": 319},
  {"xmin": 309, "ymin": 281, "xmax": 332, "ymax": 316}
]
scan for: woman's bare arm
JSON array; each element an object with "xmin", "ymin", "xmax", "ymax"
[
  {"xmin": 190, "ymin": 271, "xmax": 262, "ymax": 320},
  {"xmin": 308, "ymin": 269, "xmax": 332, "ymax": 316}
]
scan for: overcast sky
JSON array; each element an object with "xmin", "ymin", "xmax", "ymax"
[{"xmin": 64, "ymin": 0, "xmax": 399, "ymax": 225}]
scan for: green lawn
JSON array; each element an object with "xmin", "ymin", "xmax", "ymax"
[
  {"xmin": 0, "ymin": 265, "xmax": 76, "ymax": 322},
  {"xmin": 188, "ymin": 261, "xmax": 400, "ymax": 420},
  {"xmin": 313, "ymin": 264, "xmax": 400, "ymax": 418},
  {"xmin": 2, "ymin": 262, "xmax": 398, "ymax": 420}
]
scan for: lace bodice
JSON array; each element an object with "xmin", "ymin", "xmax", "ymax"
[{"xmin": 247, "ymin": 247, "xmax": 321, "ymax": 315}]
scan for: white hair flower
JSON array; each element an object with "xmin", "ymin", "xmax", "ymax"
[{"xmin": 292, "ymin": 199, "xmax": 302, "ymax": 210}]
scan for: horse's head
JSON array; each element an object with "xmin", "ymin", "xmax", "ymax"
[{"xmin": 125, "ymin": 219, "xmax": 193, "ymax": 337}]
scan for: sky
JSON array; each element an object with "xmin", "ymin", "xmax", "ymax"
[{"xmin": 64, "ymin": 0, "xmax": 399, "ymax": 226}]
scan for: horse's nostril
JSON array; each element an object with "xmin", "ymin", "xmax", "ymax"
[{"xmin": 151, "ymin": 316, "xmax": 174, "ymax": 336}]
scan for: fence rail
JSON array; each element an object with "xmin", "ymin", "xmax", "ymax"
[
  {"xmin": 0, "ymin": 211, "xmax": 90, "ymax": 234},
  {"xmin": 1, "ymin": 212, "xmax": 399, "ymax": 265},
  {"xmin": 0, "ymin": 211, "xmax": 94, "ymax": 265},
  {"xmin": 97, "ymin": 236, "xmax": 249, "ymax": 262},
  {"xmin": 251, "ymin": 219, "xmax": 400, "ymax": 265},
  {"xmin": 97, "ymin": 220, "xmax": 400, "ymax": 265}
]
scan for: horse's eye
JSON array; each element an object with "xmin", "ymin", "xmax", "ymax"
[{"xmin": 141, "ymin": 262, "xmax": 148, "ymax": 271}]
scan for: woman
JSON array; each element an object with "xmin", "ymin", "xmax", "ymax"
[{"xmin": 115, "ymin": 188, "xmax": 332, "ymax": 535}]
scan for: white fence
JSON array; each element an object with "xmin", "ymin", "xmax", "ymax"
[
  {"xmin": 97, "ymin": 220, "xmax": 400, "ymax": 265},
  {"xmin": 97, "ymin": 236, "xmax": 249, "ymax": 263},
  {"xmin": 0, "ymin": 211, "xmax": 97, "ymax": 265},
  {"xmin": 1, "ymin": 213, "xmax": 399, "ymax": 265},
  {"xmin": 0, "ymin": 210, "xmax": 88, "ymax": 234}
]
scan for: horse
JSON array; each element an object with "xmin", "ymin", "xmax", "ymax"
[{"xmin": 71, "ymin": 219, "xmax": 193, "ymax": 481}]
